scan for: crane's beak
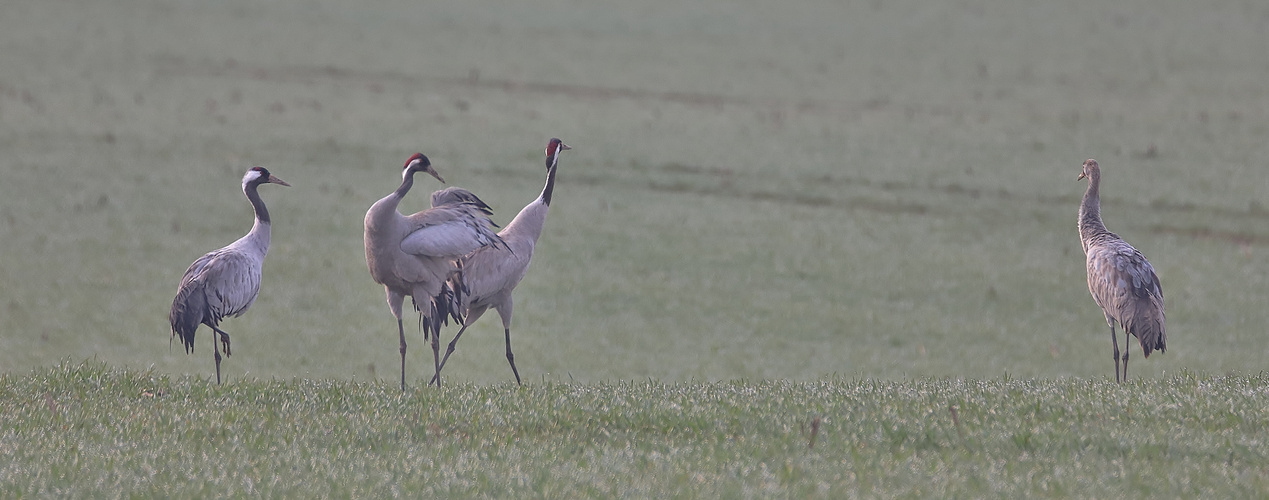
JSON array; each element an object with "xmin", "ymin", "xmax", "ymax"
[
  {"xmin": 560, "ymin": 143, "xmax": 572, "ymax": 151},
  {"xmin": 425, "ymin": 165, "xmax": 446, "ymax": 184},
  {"xmin": 1076, "ymin": 171, "xmax": 1086, "ymax": 181},
  {"xmin": 269, "ymin": 175, "xmax": 291, "ymax": 187}
]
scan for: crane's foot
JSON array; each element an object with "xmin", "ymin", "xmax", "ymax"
[
  {"xmin": 210, "ymin": 326, "xmax": 232, "ymax": 357},
  {"xmin": 507, "ymin": 352, "xmax": 522, "ymax": 386}
]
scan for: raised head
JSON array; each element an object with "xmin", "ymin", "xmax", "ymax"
[
  {"xmin": 545, "ymin": 138, "xmax": 571, "ymax": 170},
  {"xmin": 244, "ymin": 166, "xmax": 291, "ymax": 187},
  {"xmin": 1077, "ymin": 159, "xmax": 1099, "ymax": 181},
  {"xmin": 403, "ymin": 153, "xmax": 445, "ymax": 184}
]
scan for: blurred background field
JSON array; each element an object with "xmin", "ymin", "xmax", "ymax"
[{"xmin": 1, "ymin": 0, "xmax": 1267, "ymax": 384}]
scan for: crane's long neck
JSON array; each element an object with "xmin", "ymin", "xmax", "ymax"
[
  {"xmin": 502, "ymin": 156, "xmax": 558, "ymax": 243},
  {"xmin": 540, "ymin": 154, "xmax": 558, "ymax": 206},
  {"xmin": 1078, "ymin": 169, "xmax": 1110, "ymax": 242},
  {"xmin": 243, "ymin": 181, "xmax": 272, "ymax": 255}
]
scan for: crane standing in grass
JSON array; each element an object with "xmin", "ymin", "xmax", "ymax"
[
  {"xmin": 1077, "ymin": 158, "xmax": 1166, "ymax": 382},
  {"xmin": 364, "ymin": 153, "xmax": 506, "ymax": 390},
  {"xmin": 431, "ymin": 138, "xmax": 571, "ymax": 385},
  {"xmin": 169, "ymin": 166, "xmax": 290, "ymax": 384}
]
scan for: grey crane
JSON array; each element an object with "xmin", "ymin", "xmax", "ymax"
[
  {"xmin": 431, "ymin": 138, "xmax": 571, "ymax": 385},
  {"xmin": 364, "ymin": 153, "xmax": 506, "ymax": 390},
  {"xmin": 1077, "ymin": 158, "xmax": 1166, "ymax": 382},
  {"xmin": 169, "ymin": 166, "xmax": 290, "ymax": 384}
]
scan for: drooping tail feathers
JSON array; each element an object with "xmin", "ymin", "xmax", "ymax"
[
  {"xmin": 409, "ymin": 278, "xmax": 465, "ymax": 341},
  {"xmin": 168, "ymin": 286, "xmax": 204, "ymax": 354},
  {"xmin": 1122, "ymin": 305, "xmax": 1166, "ymax": 357}
]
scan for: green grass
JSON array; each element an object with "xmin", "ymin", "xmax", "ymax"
[{"xmin": 2, "ymin": 361, "xmax": 1266, "ymax": 497}]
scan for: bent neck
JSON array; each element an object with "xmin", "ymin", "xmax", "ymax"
[
  {"xmin": 245, "ymin": 181, "xmax": 270, "ymax": 224},
  {"xmin": 370, "ymin": 170, "xmax": 416, "ymax": 217},
  {"xmin": 394, "ymin": 169, "xmax": 417, "ymax": 200}
]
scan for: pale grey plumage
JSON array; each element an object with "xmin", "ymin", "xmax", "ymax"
[
  {"xmin": 431, "ymin": 138, "xmax": 571, "ymax": 385},
  {"xmin": 364, "ymin": 153, "xmax": 505, "ymax": 390},
  {"xmin": 1078, "ymin": 159, "xmax": 1166, "ymax": 383},
  {"xmin": 169, "ymin": 166, "xmax": 289, "ymax": 384}
]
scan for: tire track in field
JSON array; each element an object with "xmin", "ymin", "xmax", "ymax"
[
  {"xmin": 149, "ymin": 55, "xmax": 897, "ymax": 117},
  {"xmin": 568, "ymin": 162, "xmax": 1269, "ymax": 245},
  {"xmin": 153, "ymin": 55, "xmax": 1269, "ymax": 245}
]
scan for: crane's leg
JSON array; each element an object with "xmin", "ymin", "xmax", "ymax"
[
  {"xmin": 211, "ymin": 329, "xmax": 223, "ymax": 385},
  {"xmin": 504, "ymin": 327, "xmax": 522, "ymax": 386},
  {"xmin": 1121, "ymin": 331, "xmax": 1131, "ymax": 382},
  {"xmin": 387, "ymin": 290, "xmax": 407, "ymax": 392},
  {"xmin": 430, "ymin": 324, "xmax": 470, "ymax": 386},
  {"xmin": 497, "ymin": 302, "xmax": 522, "ymax": 386},
  {"xmin": 431, "ymin": 306, "xmax": 490, "ymax": 386},
  {"xmin": 1109, "ymin": 321, "xmax": 1121, "ymax": 383},
  {"xmin": 397, "ymin": 318, "xmax": 407, "ymax": 391},
  {"xmin": 428, "ymin": 301, "xmax": 443, "ymax": 388},
  {"xmin": 206, "ymin": 324, "xmax": 233, "ymax": 385}
]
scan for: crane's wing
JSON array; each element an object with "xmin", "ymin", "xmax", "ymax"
[
  {"xmin": 401, "ymin": 206, "xmax": 505, "ymax": 257},
  {"xmin": 401, "ymin": 222, "xmax": 492, "ymax": 256},
  {"xmin": 177, "ymin": 249, "xmax": 263, "ymax": 322},
  {"xmin": 1086, "ymin": 241, "xmax": 1166, "ymax": 354},
  {"xmin": 431, "ymin": 187, "xmax": 496, "ymax": 217}
]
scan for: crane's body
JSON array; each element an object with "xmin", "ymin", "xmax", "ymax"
[
  {"xmin": 364, "ymin": 153, "xmax": 505, "ymax": 390},
  {"xmin": 1077, "ymin": 159, "xmax": 1166, "ymax": 382},
  {"xmin": 169, "ymin": 167, "xmax": 289, "ymax": 384},
  {"xmin": 433, "ymin": 138, "xmax": 571, "ymax": 385}
]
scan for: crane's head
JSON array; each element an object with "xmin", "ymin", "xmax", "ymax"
[
  {"xmin": 403, "ymin": 153, "xmax": 445, "ymax": 184},
  {"xmin": 244, "ymin": 166, "xmax": 291, "ymax": 187},
  {"xmin": 545, "ymin": 138, "xmax": 571, "ymax": 170},
  {"xmin": 1077, "ymin": 159, "xmax": 1098, "ymax": 181}
]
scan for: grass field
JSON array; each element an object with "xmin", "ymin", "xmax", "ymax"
[
  {"xmin": 2, "ymin": 361, "xmax": 1267, "ymax": 497},
  {"xmin": 2, "ymin": 0, "xmax": 1269, "ymax": 495},
  {"xmin": 4, "ymin": 0, "xmax": 1268, "ymax": 383}
]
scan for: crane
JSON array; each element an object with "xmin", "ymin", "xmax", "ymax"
[
  {"xmin": 431, "ymin": 138, "xmax": 571, "ymax": 385},
  {"xmin": 169, "ymin": 166, "xmax": 290, "ymax": 384},
  {"xmin": 364, "ymin": 153, "xmax": 506, "ymax": 390},
  {"xmin": 1077, "ymin": 158, "xmax": 1166, "ymax": 382}
]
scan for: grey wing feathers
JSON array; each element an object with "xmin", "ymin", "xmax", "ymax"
[
  {"xmin": 401, "ymin": 205, "xmax": 507, "ymax": 257},
  {"xmin": 172, "ymin": 249, "xmax": 263, "ymax": 322},
  {"xmin": 401, "ymin": 221, "xmax": 498, "ymax": 256},
  {"xmin": 431, "ymin": 187, "xmax": 496, "ymax": 217},
  {"xmin": 1086, "ymin": 241, "xmax": 1167, "ymax": 355}
]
